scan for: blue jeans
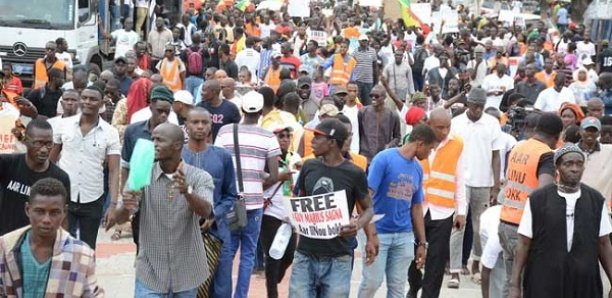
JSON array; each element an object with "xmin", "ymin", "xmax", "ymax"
[
  {"xmin": 358, "ymin": 232, "xmax": 414, "ymax": 298},
  {"xmin": 356, "ymin": 81, "xmax": 374, "ymax": 106},
  {"xmin": 184, "ymin": 76, "xmax": 204, "ymax": 99},
  {"xmin": 135, "ymin": 279, "xmax": 197, "ymax": 298},
  {"xmin": 210, "ymin": 218, "xmax": 233, "ymax": 298},
  {"xmin": 230, "ymin": 208, "xmax": 263, "ymax": 298},
  {"xmin": 288, "ymin": 251, "xmax": 353, "ymax": 298}
]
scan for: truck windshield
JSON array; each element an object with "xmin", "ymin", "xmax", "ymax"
[{"xmin": 0, "ymin": 0, "xmax": 74, "ymax": 30}]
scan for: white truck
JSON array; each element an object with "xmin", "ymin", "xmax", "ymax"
[
  {"xmin": 0, "ymin": 0, "xmax": 184, "ymax": 87},
  {"xmin": 0, "ymin": 0, "xmax": 116, "ymax": 86}
]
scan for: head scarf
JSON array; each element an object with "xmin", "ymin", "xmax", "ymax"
[
  {"xmin": 127, "ymin": 78, "xmax": 153, "ymax": 122},
  {"xmin": 559, "ymin": 102, "xmax": 585, "ymax": 124},
  {"xmin": 572, "ymin": 67, "xmax": 592, "ymax": 85},
  {"xmin": 405, "ymin": 106, "xmax": 426, "ymax": 126}
]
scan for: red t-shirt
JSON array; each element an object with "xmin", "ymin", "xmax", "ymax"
[
  {"xmin": 280, "ymin": 56, "xmax": 301, "ymax": 79},
  {"xmin": 3, "ymin": 77, "xmax": 23, "ymax": 95}
]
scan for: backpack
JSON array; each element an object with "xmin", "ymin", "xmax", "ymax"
[
  {"xmin": 412, "ymin": 47, "xmax": 428, "ymax": 75},
  {"xmin": 186, "ymin": 48, "xmax": 203, "ymax": 75}
]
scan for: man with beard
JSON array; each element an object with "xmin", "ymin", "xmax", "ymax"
[
  {"xmin": 297, "ymin": 76, "xmax": 318, "ymax": 123},
  {"xmin": 182, "ymin": 107, "xmax": 237, "ymax": 297},
  {"xmin": 0, "ymin": 119, "xmax": 70, "ymax": 236},
  {"xmin": 509, "ymin": 144, "xmax": 612, "ymax": 298}
]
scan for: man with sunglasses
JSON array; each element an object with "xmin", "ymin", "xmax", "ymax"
[
  {"xmin": 358, "ymin": 84, "xmax": 401, "ymax": 163},
  {"xmin": 0, "ymin": 119, "xmax": 70, "ymax": 236},
  {"xmin": 32, "ymin": 41, "xmax": 66, "ymax": 90}
]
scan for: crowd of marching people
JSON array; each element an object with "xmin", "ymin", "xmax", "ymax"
[{"xmin": 1, "ymin": 0, "xmax": 612, "ymax": 297}]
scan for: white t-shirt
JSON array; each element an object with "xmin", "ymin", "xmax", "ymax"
[
  {"xmin": 111, "ymin": 29, "xmax": 140, "ymax": 58},
  {"xmin": 481, "ymin": 74, "xmax": 514, "ymax": 109},
  {"xmin": 55, "ymin": 52, "xmax": 73, "ymax": 70},
  {"xmin": 423, "ymin": 55, "xmax": 439, "ymax": 76},
  {"xmin": 534, "ymin": 87, "xmax": 577, "ymax": 112},
  {"xmin": 480, "ymin": 205, "xmax": 503, "ymax": 269},
  {"xmin": 451, "ymin": 113, "xmax": 503, "ymax": 187},
  {"xmin": 518, "ymin": 190, "xmax": 612, "ymax": 252},
  {"xmin": 130, "ymin": 107, "xmax": 180, "ymax": 125},
  {"xmin": 260, "ymin": 23, "xmax": 276, "ymax": 39},
  {"xmin": 135, "ymin": 0, "xmax": 150, "ymax": 8},
  {"xmin": 499, "ymin": 132, "xmax": 517, "ymax": 181},
  {"xmin": 235, "ymin": 48, "xmax": 261, "ymax": 83},
  {"xmin": 342, "ymin": 104, "xmax": 360, "ymax": 153},
  {"xmin": 576, "ymin": 41, "xmax": 596, "ymax": 67}
]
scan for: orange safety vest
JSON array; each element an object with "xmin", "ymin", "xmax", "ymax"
[
  {"xmin": 265, "ymin": 67, "xmax": 281, "ymax": 93},
  {"xmin": 160, "ymin": 59, "xmax": 183, "ymax": 92},
  {"xmin": 350, "ymin": 152, "xmax": 368, "ymax": 171},
  {"xmin": 302, "ymin": 130, "xmax": 314, "ymax": 157},
  {"xmin": 499, "ymin": 138, "xmax": 552, "ymax": 225},
  {"xmin": 329, "ymin": 54, "xmax": 356, "ymax": 87},
  {"xmin": 420, "ymin": 136, "xmax": 464, "ymax": 208},
  {"xmin": 33, "ymin": 58, "xmax": 65, "ymax": 89}
]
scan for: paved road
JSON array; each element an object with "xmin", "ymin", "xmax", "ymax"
[{"xmin": 96, "ymin": 228, "xmax": 482, "ymax": 298}]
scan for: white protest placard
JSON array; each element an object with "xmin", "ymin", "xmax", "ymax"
[
  {"xmin": 410, "ymin": 3, "xmax": 432, "ymax": 27},
  {"xmin": 288, "ymin": 0, "xmax": 311, "ymax": 18},
  {"xmin": 358, "ymin": 0, "xmax": 382, "ymax": 7},
  {"xmin": 440, "ymin": 5, "xmax": 459, "ymax": 33},
  {"xmin": 283, "ymin": 190, "xmax": 350, "ymax": 240},
  {"xmin": 498, "ymin": 9, "xmax": 514, "ymax": 24},
  {"xmin": 309, "ymin": 30, "xmax": 328, "ymax": 45}
]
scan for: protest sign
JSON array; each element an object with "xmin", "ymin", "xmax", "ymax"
[
  {"xmin": 498, "ymin": 9, "xmax": 514, "ymax": 24},
  {"xmin": 283, "ymin": 190, "xmax": 350, "ymax": 240},
  {"xmin": 358, "ymin": 0, "xmax": 382, "ymax": 7},
  {"xmin": 309, "ymin": 30, "xmax": 328, "ymax": 45},
  {"xmin": 288, "ymin": 0, "xmax": 310, "ymax": 17},
  {"xmin": 411, "ymin": 3, "xmax": 432, "ymax": 27}
]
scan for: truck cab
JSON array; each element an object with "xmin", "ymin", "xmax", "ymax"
[{"xmin": 0, "ymin": 0, "xmax": 108, "ymax": 87}]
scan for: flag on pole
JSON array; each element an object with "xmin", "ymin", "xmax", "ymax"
[
  {"xmin": 234, "ymin": 0, "xmax": 253, "ymax": 11},
  {"xmin": 398, "ymin": 0, "xmax": 424, "ymax": 28}
]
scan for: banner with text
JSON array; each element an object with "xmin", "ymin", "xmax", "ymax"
[{"xmin": 283, "ymin": 190, "xmax": 350, "ymax": 240}]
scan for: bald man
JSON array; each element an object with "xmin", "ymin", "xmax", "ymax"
[
  {"xmin": 196, "ymin": 79, "xmax": 241, "ymax": 141},
  {"xmin": 112, "ymin": 122, "xmax": 215, "ymax": 297},
  {"xmin": 221, "ymin": 78, "xmax": 241, "ymax": 107},
  {"xmin": 215, "ymin": 69, "xmax": 228, "ymax": 80},
  {"xmin": 587, "ymin": 98, "xmax": 605, "ymax": 119},
  {"xmin": 150, "ymin": 74, "xmax": 164, "ymax": 85},
  {"xmin": 408, "ymin": 108, "xmax": 468, "ymax": 296}
]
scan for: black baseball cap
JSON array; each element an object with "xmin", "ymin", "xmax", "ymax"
[{"xmin": 308, "ymin": 118, "xmax": 349, "ymax": 143}]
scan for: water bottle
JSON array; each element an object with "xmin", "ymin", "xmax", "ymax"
[{"xmin": 269, "ymin": 223, "xmax": 292, "ymax": 260}]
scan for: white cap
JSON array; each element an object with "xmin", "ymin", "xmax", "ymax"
[
  {"xmin": 358, "ymin": 34, "xmax": 369, "ymax": 41},
  {"xmin": 174, "ymin": 90, "xmax": 194, "ymax": 105},
  {"xmin": 241, "ymin": 91, "xmax": 264, "ymax": 113}
]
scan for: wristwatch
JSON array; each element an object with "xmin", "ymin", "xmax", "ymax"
[
  {"xmin": 414, "ymin": 240, "xmax": 429, "ymax": 249},
  {"xmin": 187, "ymin": 185, "xmax": 193, "ymax": 195}
]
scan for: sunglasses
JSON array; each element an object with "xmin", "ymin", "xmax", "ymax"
[
  {"xmin": 276, "ymin": 133, "xmax": 292, "ymax": 139},
  {"xmin": 165, "ymin": 49, "xmax": 174, "ymax": 52}
]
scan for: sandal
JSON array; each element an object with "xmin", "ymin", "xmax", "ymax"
[
  {"xmin": 447, "ymin": 277, "xmax": 460, "ymax": 289},
  {"xmin": 111, "ymin": 229, "xmax": 122, "ymax": 241},
  {"xmin": 461, "ymin": 266, "xmax": 471, "ymax": 275}
]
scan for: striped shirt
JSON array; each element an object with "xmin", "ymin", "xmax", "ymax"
[
  {"xmin": 214, "ymin": 123, "xmax": 281, "ymax": 210},
  {"xmin": 135, "ymin": 162, "xmax": 215, "ymax": 293},
  {"xmin": 352, "ymin": 47, "xmax": 377, "ymax": 83}
]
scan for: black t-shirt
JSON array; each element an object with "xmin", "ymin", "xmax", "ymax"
[
  {"xmin": 26, "ymin": 86, "xmax": 63, "ymax": 118},
  {"xmin": 296, "ymin": 158, "xmax": 368, "ymax": 257},
  {"xmin": 599, "ymin": 48, "xmax": 612, "ymax": 73},
  {"xmin": 0, "ymin": 154, "xmax": 70, "ymax": 235},
  {"xmin": 196, "ymin": 100, "xmax": 241, "ymax": 142},
  {"xmin": 536, "ymin": 152, "xmax": 554, "ymax": 177}
]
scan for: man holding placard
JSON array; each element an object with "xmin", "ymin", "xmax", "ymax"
[{"xmin": 288, "ymin": 118, "xmax": 374, "ymax": 298}]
